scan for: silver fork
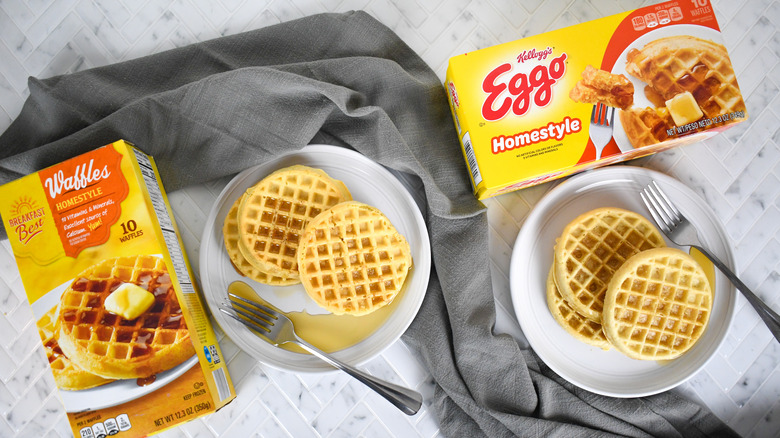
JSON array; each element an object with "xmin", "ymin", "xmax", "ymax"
[
  {"xmin": 641, "ymin": 181, "xmax": 780, "ymax": 342},
  {"xmin": 590, "ymin": 103, "xmax": 615, "ymax": 160},
  {"xmin": 219, "ymin": 283, "xmax": 423, "ymax": 415}
]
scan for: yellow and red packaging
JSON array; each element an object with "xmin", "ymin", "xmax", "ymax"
[
  {"xmin": 445, "ymin": 0, "xmax": 747, "ymax": 199},
  {"xmin": 0, "ymin": 140, "xmax": 235, "ymax": 437}
]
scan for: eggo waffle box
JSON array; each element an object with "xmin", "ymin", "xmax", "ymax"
[
  {"xmin": 0, "ymin": 140, "xmax": 235, "ymax": 438},
  {"xmin": 445, "ymin": 0, "xmax": 747, "ymax": 199}
]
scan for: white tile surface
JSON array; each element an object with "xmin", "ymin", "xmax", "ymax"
[{"xmin": 1, "ymin": 0, "xmax": 779, "ymax": 437}]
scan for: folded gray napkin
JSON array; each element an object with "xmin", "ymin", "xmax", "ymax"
[{"xmin": 0, "ymin": 11, "xmax": 737, "ymax": 438}]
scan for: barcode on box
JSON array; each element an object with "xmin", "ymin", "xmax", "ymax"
[
  {"xmin": 212, "ymin": 367, "xmax": 231, "ymax": 402},
  {"xmin": 462, "ymin": 132, "xmax": 482, "ymax": 185}
]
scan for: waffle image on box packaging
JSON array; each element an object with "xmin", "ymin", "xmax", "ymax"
[
  {"xmin": 56, "ymin": 255, "xmax": 194, "ymax": 380},
  {"xmin": 37, "ymin": 305, "xmax": 115, "ymax": 391},
  {"xmin": 619, "ymin": 35, "xmax": 745, "ymax": 146},
  {"xmin": 0, "ymin": 140, "xmax": 235, "ymax": 438}
]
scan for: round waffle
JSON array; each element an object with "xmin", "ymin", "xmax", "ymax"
[
  {"xmin": 554, "ymin": 207, "xmax": 666, "ymax": 322},
  {"xmin": 546, "ymin": 267, "xmax": 611, "ymax": 350},
  {"xmin": 602, "ymin": 247, "xmax": 712, "ymax": 360},
  {"xmin": 297, "ymin": 201, "xmax": 412, "ymax": 316},
  {"xmin": 237, "ymin": 165, "xmax": 352, "ymax": 280},
  {"xmin": 57, "ymin": 255, "xmax": 194, "ymax": 379},
  {"xmin": 223, "ymin": 195, "xmax": 298, "ymax": 286},
  {"xmin": 37, "ymin": 305, "xmax": 114, "ymax": 390}
]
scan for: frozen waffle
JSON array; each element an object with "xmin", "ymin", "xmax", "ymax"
[
  {"xmin": 237, "ymin": 165, "xmax": 352, "ymax": 281},
  {"xmin": 569, "ymin": 65, "xmax": 634, "ymax": 110},
  {"xmin": 546, "ymin": 267, "xmax": 611, "ymax": 350},
  {"xmin": 554, "ymin": 208, "xmax": 666, "ymax": 322},
  {"xmin": 38, "ymin": 305, "xmax": 114, "ymax": 390},
  {"xmin": 57, "ymin": 255, "xmax": 194, "ymax": 379},
  {"xmin": 602, "ymin": 247, "xmax": 712, "ymax": 360},
  {"xmin": 223, "ymin": 196, "xmax": 298, "ymax": 286},
  {"xmin": 297, "ymin": 201, "xmax": 412, "ymax": 316}
]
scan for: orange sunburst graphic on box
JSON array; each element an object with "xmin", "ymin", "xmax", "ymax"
[{"xmin": 7, "ymin": 195, "xmax": 47, "ymax": 245}]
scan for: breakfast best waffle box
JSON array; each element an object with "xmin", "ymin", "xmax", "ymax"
[
  {"xmin": 0, "ymin": 140, "xmax": 235, "ymax": 438},
  {"xmin": 445, "ymin": 0, "xmax": 747, "ymax": 199}
]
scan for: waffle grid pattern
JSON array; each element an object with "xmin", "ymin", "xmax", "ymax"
[
  {"xmin": 604, "ymin": 249, "xmax": 712, "ymax": 360},
  {"xmin": 238, "ymin": 168, "xmax": 350, "ymax": 279},
  {"xmin": 619, "ymin": 107, "xmax": 674, "ymax": 146},
  {"xmin": 37, "ymin": 305, "xmax": 112, "ymax": 390},
  {"xmin": 58, "ymin": 255, "xmax": 189, "ymax": 376},
  {"xmin": 634, "ymin": 39, "xmax": 745, "ymax": 120},
  {"xmin": 298, "ymin": 202, "xmax": 411, "ymax": 316},
  {"xmin": 556, "ymin": 209, "xmax": 666, "ymax": 321},
  {"xmin": 546, "ymin": 269, "xmax": 610, "ymax": 349},
  {"xmin": 223, "ymin": 198, "xmax": 298, "ymax": 286}
]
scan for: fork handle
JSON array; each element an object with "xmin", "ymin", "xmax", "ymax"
[
  {"xmin": 293, "ymin": 338, "xmax": 423, "ymax": 415},
  {"xmin": 693, "ymin": 245, "xmax": 780, "ymax": 342}
]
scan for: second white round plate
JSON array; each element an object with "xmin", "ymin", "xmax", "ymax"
[
  {"xmin": 509, "ymin": 166, "xmax": 736, "ymax": 397},
  {"xmin": 199, "ymin": 145, "xmax": 431, "ymax": 372}
]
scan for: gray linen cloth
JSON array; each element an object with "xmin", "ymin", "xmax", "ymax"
[{"xmin": 0, "ymin": 11, "xmax": 737, "ymax": 438}]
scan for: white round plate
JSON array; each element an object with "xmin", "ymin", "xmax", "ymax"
[
  {"xmin": 199, "ymin": 145, "xmax": 431, "ymax": 372},
  {"xmin": 509, "ymin": 166, "xmax": 736, "ymax": 397},
  {"xmin": 611, "ymin": 24, "xmax": 724, "ymax": 153},
  {"xmin": 31, "ymin": 280, "xmax": 198, "ymax": 412}
]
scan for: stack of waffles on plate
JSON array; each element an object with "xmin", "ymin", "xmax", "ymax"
[
  {"xmin": 548, "ymin": 207, "xmax": 713, "ymax": 360},
  {"xmin": 224, "ymin": 165, "xmax": 412, "ymax": 316},
  {"xmin": 41, "ymin": 255, "xmax": 194, "ymax": 390}
]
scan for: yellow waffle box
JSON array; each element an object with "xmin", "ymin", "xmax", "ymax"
[
  {"xmin": 0, "ymin": 140, "xmax": 235, "ymax": 438},
  {"xmin": 445, "ymin": 0, "xmax": 747, "ymax": 199}
]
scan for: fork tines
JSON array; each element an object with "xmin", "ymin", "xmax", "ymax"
[
  {"xmin": 220, "ymin": 293, "xmax": 279, "ymax": 333},
  {"xmin": 640, "ymin": 181, "xmax": 683, "ymax": 233},
  {"xmin": 229, "ymin": 292, "xmax": 279, "ymax": 319},
  {"xmin": 591, "ymin": 103, "xmax": 615, "ymax": 126}
]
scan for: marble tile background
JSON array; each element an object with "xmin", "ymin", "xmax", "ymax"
[{"xmin": 0, "ymin": 0, "xmax": 778, "ymax": 437}]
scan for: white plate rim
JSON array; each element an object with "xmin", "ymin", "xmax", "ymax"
[
  {"xmin": 199, "ymin": 144, "xmax": 431, "ymax": 372},
  {"xmin": 509, "ymin": 165, "xmax": 736, "ymax": 397}
]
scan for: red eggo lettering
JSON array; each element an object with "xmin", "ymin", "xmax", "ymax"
[{"xmin": 481, "ymin": 53, "xmax": 568, "ymax": 121}]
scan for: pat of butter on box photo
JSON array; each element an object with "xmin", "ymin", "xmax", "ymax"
[{"xmin": 0, "ymin": 140, "xmax": 235, "ymax": 438}]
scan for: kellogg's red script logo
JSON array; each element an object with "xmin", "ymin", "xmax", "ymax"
[
  {"xmin": 7, "ymin": 196, "xmax": 46, "ymax": 245},
  {"xmin": 481, "ymin": 49, "xmax": 567, "ymax": 121}
]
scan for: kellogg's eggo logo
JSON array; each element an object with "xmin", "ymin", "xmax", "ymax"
[
  {"xmin": 481, "ymin": 47, "xmax": 567, "ymax": 121},
  {"xmin": 7, "ymin": 196, "xmax": 46, "ymax": 245}
]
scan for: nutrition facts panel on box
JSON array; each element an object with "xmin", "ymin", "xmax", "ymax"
[{"xmin": 132, "ymin": 149, "xmax": 195, "ymax": 294}]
